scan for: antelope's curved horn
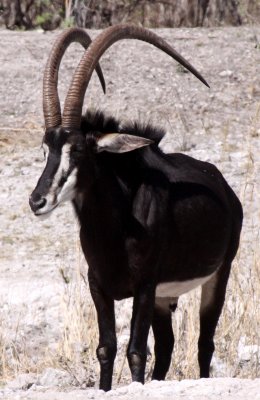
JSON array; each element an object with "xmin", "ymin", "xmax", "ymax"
[
  {"xmin": 43, "ymin": 28, "xmax": 106, "ymax": 129},
  {"xmin": 62, "ymin": 24, "xmax": 209, "ymax": 129}
]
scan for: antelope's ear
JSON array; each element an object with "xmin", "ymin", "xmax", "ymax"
[{"xmin": 96, "ymin": 133, "xmax": 153, "ymax": 153}]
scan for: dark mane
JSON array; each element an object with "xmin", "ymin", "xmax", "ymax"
[
  {"xmin": 81, "ymin": 110, "xmax": 166, "ymax": 144},
  {"xmin": 81, "ymin": 110, "xmax": 120, "ymax": 134},
  {"xmin": 120, "ymin": 120, "xmax": 166, "ymax": 144}
]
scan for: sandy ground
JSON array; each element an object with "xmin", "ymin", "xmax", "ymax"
[
  {"xmin": 1, "ymin": 379, "xmax": 260, "ymax": 400},
  {"xmin": 0, "ymin": 26, "xmax": 259, "ymax": 398}
]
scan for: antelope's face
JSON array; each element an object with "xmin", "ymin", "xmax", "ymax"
[
  {"xmin": 29, "ymin": 124, "xmax": 153, "ymax": 217},
  {"xmin": 29, "ymin": 127, "xmax": 85, "ymax": 217}
]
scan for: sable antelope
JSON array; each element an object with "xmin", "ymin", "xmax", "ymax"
[{"xmin": 29, "ymin": 25, "xmax": 243, "ymax": 391}]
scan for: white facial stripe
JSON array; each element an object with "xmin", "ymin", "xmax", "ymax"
[
  {"xmin": 36, "ymin": 143, "xmax": 77, "ymax": 215},
  {"xmin": 42, "ymin": 143, "xmax": 49, "ymax": 160},
  {"xmin": 155, "ymin": 271, "xmax": 217, "ymax": 298},
  {"xmin": 50, "ymin": 143, "xmax": 72, "ymax": 194},
  {"xmin": 56, "ymin": 167, "xmax": 77, "ymax": 203}
]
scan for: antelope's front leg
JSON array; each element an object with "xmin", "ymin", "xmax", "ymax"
[
  {"xmin": 88, "ymin": 271, "xmax": 117, "ymax": 391},
  {"xmin": 127, "ymin": 282, "xmax": 155, "ymax": 383}
]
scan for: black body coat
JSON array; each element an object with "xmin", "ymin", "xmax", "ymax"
[{"xmin": 69, "ymin": 111, "xmax": 242, "ymax": 390}]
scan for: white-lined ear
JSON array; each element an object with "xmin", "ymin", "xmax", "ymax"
[{"xmin": 96, "ymin": 133, "xmax": 153, "ymax": 153}]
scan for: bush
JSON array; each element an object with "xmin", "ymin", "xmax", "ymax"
[
  {"xmin": 0, "ymin": 0, "xmax": 64, "ymax": 30},
  {"xmin": 0, "ymin": 1, "xmax": 259, "ymax": 31}
]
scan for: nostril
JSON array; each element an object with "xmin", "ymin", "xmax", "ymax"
[
  {"xmin": 37, "ymin": 197, "xmax": 46, "ymax": 209},
  {"xmin": 29, "ymin": 194, "xmax": 46, "ymax": 213}
]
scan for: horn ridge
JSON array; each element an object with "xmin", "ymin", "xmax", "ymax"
[
  {"xmin": 62, "ymin": 24, "xmax": 209, "ymax": 129},
  {"xmin": 43, "ymin": 27, "xmax": 106, "ymax": 129}
]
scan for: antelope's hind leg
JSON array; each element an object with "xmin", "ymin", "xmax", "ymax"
[
  {"xmin": 152, "ymin": 299, "xmax": 175, "ymax": 380},
  {"xmin": 198, "ymin": 262, "xmax": 232, "ymax": 378}
]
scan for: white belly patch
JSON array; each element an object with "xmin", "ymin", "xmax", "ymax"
[{"xmin": 155, "ymin": 271, "xmax": 216, "ymax": 298}]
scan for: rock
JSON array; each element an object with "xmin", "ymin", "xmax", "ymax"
[
  {"xmin": 7, "ymin": 373, "xmax": 37, "ymax": 390},
  {"xmin": 37, "ymin": 368, "xmax": 73, "ymax": 387},
  {"xmin": 238, "ymin": 337, "xmax": 260, "ymax": 363},
  {"xmin": 219, "ymin": 70, "xmax": 233, "ymax": 77}
]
